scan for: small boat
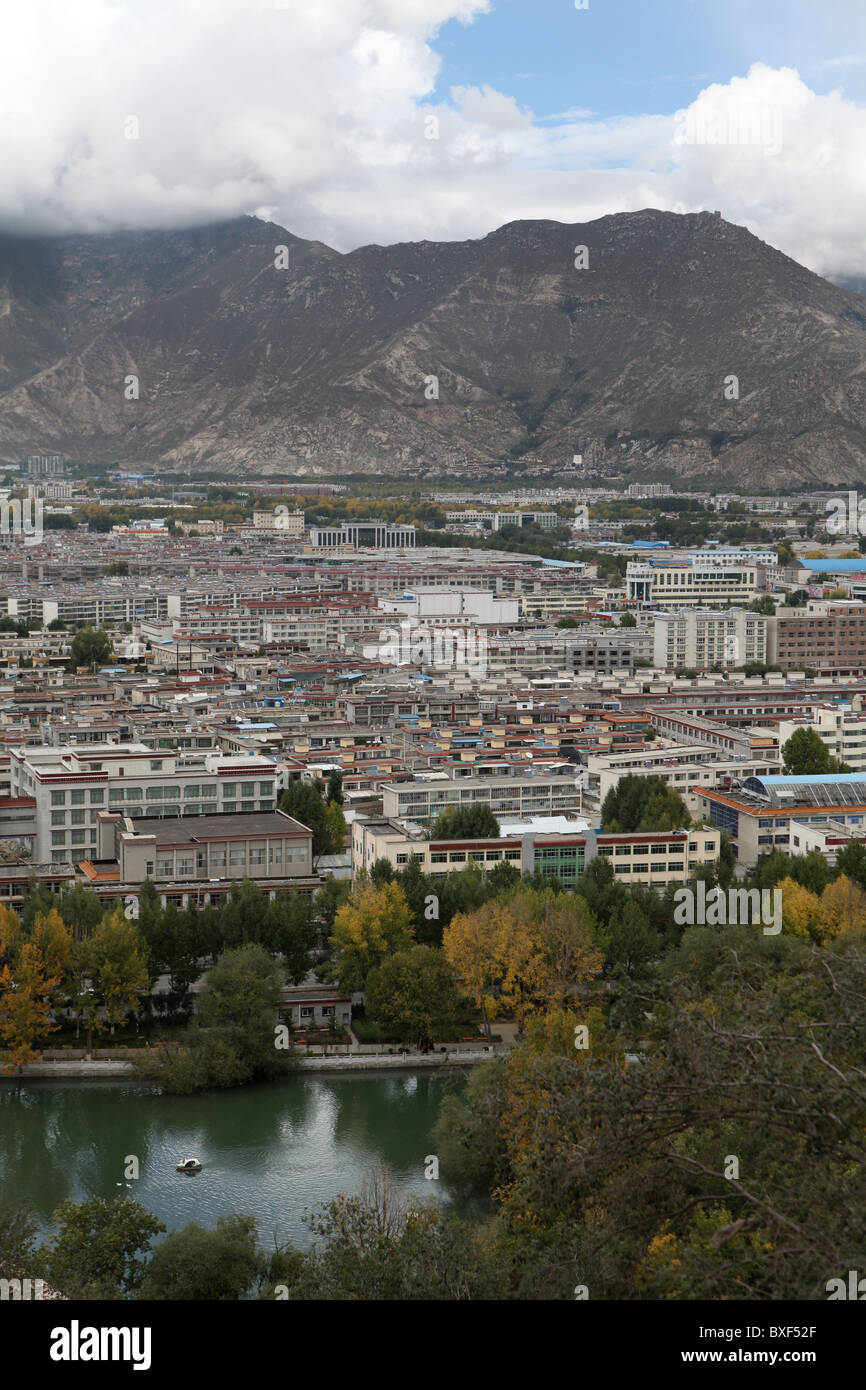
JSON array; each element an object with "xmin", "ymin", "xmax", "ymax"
[{"xmin": 176, "ymin": 1156, "xmax": 202, "ymax": 1173}]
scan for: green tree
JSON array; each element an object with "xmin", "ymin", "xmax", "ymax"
[
  {"xmin": 601, "ymin": 774, "xmax": 690, "ymax": 833},
  {"xmin": 68, "ymin": 626, "xmax": 112, "ymax": 669},
  {"xmin": 326, "ymin": 769, "xmax": 344, "ymax": 805},
  {"xmin": 366, "ymin": 946, "xmax": 462, "ymax": 1048},
  {"xmin": 40, "ymin": 1197, "xmax": 165, "ymax": 1300},
  {"xmin": 137, "ymin": 944, "xmax": 289, "ymax": 1094},
  {"xmin": 136, "ymin": 1214, "xmax": 263, "ymax": 1300},
  {"xmin": 279, "ymin": 779, "xmax": 333, "ymax": 860},
  {"xmin": 782, "ymin": 727, "xmax": 848, "ymax": 775},
  {"xmin": 429, "ymin": 804, "xmax": 500, "ymax": 841},
  {"xmin": 618, "ymin": 611, "xmax": 637, "ymax": 627}
]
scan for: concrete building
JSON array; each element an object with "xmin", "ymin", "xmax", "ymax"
[
  {"xmin": 8, "ymin": 743, "xmax": 278, "ymax": 863},
  {"xmin": 95, "ymin": 809, "xmax": 312, "ymax": 882},
  {"xmin": 309, "ymin": 522, "xmax": 416, "ymax": 550},
  {"xmin": 653, "ymin": 609, "xmax": 768, "ymax": 670},
  {"xmin": 777, "ymin": 702, "xmax": 866, "ymax": 772},
  {"xmin": 698, "ymin": 772, "xmax": 866, "ymax": 866},
  {"xmin": 380, "ymin": 762, "xmax": 586, "ymax": 824},
  {"xmin": 253, "ymin": 508, "xmax": 304, "ymax": 535},
  {"xmin": 767, "ymin": 603, "xmax": 866, "ymax": 674},
  {"xmin": 627, "ymin": 556, "xmax": 762, "ymax": 607}
]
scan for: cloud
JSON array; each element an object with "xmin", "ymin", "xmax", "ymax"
[{"xmin": 2, "ymin": 6, "xmax": 866, "ymax": 279}]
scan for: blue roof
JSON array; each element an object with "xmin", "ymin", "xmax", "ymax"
[
  {"xmin": 798, "ymin": 559, "xmax": 866, "ymax": 572},
  {"xmin": 632, "ymin": 540, "xmax": 670, "ymax": 548},
  {"xmin": 754, "ymin": 773, "xmax": 866, "ymax": 786}
]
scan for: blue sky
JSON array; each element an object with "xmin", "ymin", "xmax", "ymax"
[{"xmin": 434, "ymin": 0, "xmax": 866, "ymax": 121}]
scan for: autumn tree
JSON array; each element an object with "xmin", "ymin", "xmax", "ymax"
[{"xmin": 328, "ymin": 879, "xmax": 414, "ymax": 993}]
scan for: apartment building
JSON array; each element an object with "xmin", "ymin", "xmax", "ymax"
[
  {"xmin": 767, "ymin": 603, "xmax": 866, "ymax": 674},
  {"xmin": 252, "ymin": 509, "xmax": 305, "ymax": 535},
  {"xmin": 627, "ymin": 556, "xmax": 761, "ymax": 606},
  {"xmin": 380, "ymin": 762, "xmax": 585, "ymax": 823},
  {"xmin": 8, "ymin": 743, "xmax": 278, "ymax": 862},
  {"xmin": 653, "ymin": 609, "xmax": 768, "ymax": 670},
  {"xmin": 778, "ymin": 702, "xmax": 866, "ymax": 772}
]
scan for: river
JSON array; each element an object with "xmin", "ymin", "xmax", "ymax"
[{"xmin": 0, "ymin": 1070, "xmax": 484, "ymax": 1250}]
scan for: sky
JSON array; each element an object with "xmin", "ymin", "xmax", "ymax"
[{"xmin": 3, "ymin": 0, "xmax": 866, "ymax": 275}]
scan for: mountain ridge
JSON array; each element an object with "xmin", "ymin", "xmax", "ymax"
[{"xmin": 1, "ymin": 209, "xmax": 865, "ymax": 485}]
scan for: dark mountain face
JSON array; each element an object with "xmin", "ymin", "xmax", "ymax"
[{"xmin": 1, "ymin": 209, "xmax": 865, "ymax": 485}]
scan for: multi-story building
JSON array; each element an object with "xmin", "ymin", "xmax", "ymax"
[
  {"xmin": 777, "ymin": 702, "xmax": 866, "ymax": 772},
  {"xmin": 767, "ymin": 603, "xmax": 866, "ymax": 674},
  {"xmin": 8, "ymin": 743, "xmax": 278, "ymax": 863},
  {"xmin": 380, "ymin": 762, "xmax": 586, "ymax": 823},
  {"xmin": 627, "ymin": 556, "xmax": 762, "ymax": 607},
  {"xmin": 653, "ymin": 609, "xmax": 768, "ymax": 670},
  {"xmin": 352, "ymin": 815, "xmax": 720, "ymax": 888},
  {"xmin": 309, "ymin": 522, "xmax": 416, "ymax": 550},
  {"xmin": 698, "ymin": 772, "xmax": 866, "ymax": 866},
  {"xmin": 95, "ymin": 808, "xmax": 313, "ymax": 884},
  {"xmin": 252, "ymin": 509, "xmax": 304, "ymax": 535}
]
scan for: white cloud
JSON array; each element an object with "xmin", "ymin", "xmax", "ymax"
[{"xmin": 2, "ymin": 5, "xmax": 866, "ymax": 278}]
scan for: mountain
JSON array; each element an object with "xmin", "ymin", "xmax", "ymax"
[{"xmin": 1, "ymin": 209, "xmax": 866, "ymax": 485}]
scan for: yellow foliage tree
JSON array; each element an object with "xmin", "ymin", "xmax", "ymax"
[{"xmin": 330, "ymin": 880, "xmax": 414, "ymax": 992}]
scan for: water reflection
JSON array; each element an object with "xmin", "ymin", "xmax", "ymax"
[{"xmin": 0, "ymin": 1071, "xmax": 484, "ymax": 1249}]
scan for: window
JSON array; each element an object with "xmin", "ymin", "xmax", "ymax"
[
  {"xmin": 210, "ymin": 849, "xmax": 226, "ymax": 868},
  {"xmin": 229, "ymin": 847, "xmax": 246, "ymax": 866},
  {"xmin": 71, "ymin": 830, "xmax": 85, "ymax": 845},
  {"xmin": 184, "ymin": 785, "xmax": 200, "ymax": 799},
  {"xmin": 258, "ymin": 781, "xmax": 272, "ymax": 795},
  {"xmin": 241, "ymin": 801, "xmax": 254, "ymax": 812},
  {"xmin": 90, "ymin": 789, "xmax": 104, "ymax": 804},
  {"xmin": 704, "ymin": 840, "xmax": 716, "ymax": 851},
  {"xmin": 176, "ymin": 858, "xmax": 194, "ymax": 876},
  {"xmin": 449, "ymin": 851, "xmax": 466, "ymax": 863},
  {"xmin": 150, "ymin": 760, "xmax": 163, "ymax": 771},
  {"xmin": 651, "ymin": 844, "xmax": 667, "ymax": 855},
  {"xmin": 430, "ymin": 852, "xmax": 447, "ymax": 864},
  {"xmin": 70, "ymin": 810, "xmax": 86, "ymax": 826},
  {"xmin": 51, "ymin": 811, "xmax": 65, "ymax": 826},
  {"xmin": 51, "ymin": 791, "xmax": 65, "ymax": 806},
  {"xmin": 157, "ymin": 859, "xmax": 173, "ymax": 876},
  {"xmin": 250, "ymin": 848, "xmax": 265, "ymax": 865},
  {"xmin": 109, "ymin": 787, "xmax": 124, "ymax": 803},
  {"xmin": 300, "ymin": 1007, "xmax": 313, "ymax": 1019},
  {"xmin": 51, "ymin": 831, "xmax": 65, "ymax": 846},
  {"xmin": 146, "ymin": 786, "xmax": 163, "ymax": 800},
  {"xmin": 223, "ymin": 802, "xmax": 237, "ymax": 815},
  {"xmin": 269, "ymin": 844, "xmax": 283, "ymax": 864},
  {"xmin": 222, "ymin": 783, "xmax": 237, "ymax": 796},
  {"xmin": 70, "ymin": 789, "xmax": 85, "ymax": 805},
  {"xmin": 396, "ymin": 854, "xmax": 408, "ymax": 865},
  {"xmin": 241, "ymin": 782, "xmax": 256, "ymax": 797},
  {"xmin": 615, "ymin": 845, "xmax": 631, "ymax": 856}
]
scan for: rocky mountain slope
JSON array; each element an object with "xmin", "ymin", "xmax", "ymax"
[{"xmin": 1, "ymin": 210, "xmax": 865, "ymax": 485}]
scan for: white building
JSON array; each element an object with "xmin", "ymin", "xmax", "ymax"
[
  {"xmin": 8, "ymin": 743, "xmax": 279, "ymax": 863},
  {"xmin": 778, "ymin": 701, "xmax": 866, "ymax": 773},
  {"xmin": 628, "ymin": 556, "xmax": 763, "ymax": 606},
  {"xmin": 653, "ymin": 609, "xmax": 768, "ymax": 670}
]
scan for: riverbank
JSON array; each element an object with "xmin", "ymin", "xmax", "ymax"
[{"xmin": 5, "ymin": 1050, "xmax": 501, "ymax": 1079}]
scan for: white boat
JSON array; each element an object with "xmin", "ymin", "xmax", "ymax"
[{"xmin": 176, "ymin": 1156, "xmax": 202, "ymax": 1173}]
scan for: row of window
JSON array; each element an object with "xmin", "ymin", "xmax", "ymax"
[{"xmin": 49, "ymin": 780, "xmax": 272, "ymax": 806}]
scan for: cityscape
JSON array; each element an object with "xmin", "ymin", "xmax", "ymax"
[{"xmin": 1, "ymin": 0, "xmax": 865, "ymax": 1359}]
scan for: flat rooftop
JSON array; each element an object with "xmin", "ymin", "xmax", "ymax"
[{"xmin": 121, "ymin": 811, "xmax": 310, "ymax": 842}]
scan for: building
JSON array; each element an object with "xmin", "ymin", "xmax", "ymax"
[
  {"xmin": 26, "ymin": 453, "xmax": 65, "ymax": 476},
  {"xmin": 380, "ymin": 762, "xmax": 586, "ymax": 824},
  {"xmin": 626, "ymin": 483, "xmax": 672, "ymax": 498},
  {"xmin": 777, "ymin": 702, "xmax": 866, "ymax": 772},
  {"xmin": 8, "ymin": 743, "xmax": 279, "ymax": 863},
  {"xmin": 698, "ymin": 772, "xmax": 866, "ymax": 866},
  {"xmin": 253, "ymin": 509, "xmax": 304, "ymax": 536},
  {"xmin": 94, "ymin": 809, "xmax": 313, "ymax": 883},
  {"xmin": 352, "ymin": 815, "xmax": 719, "ymax": 888},
  {"xmin": 653, "ymin": 609, "xmax": 768, "ymax": 670},
  {"xmin": 309, "ymin": 522, "xmax": 416, "ymax": 550},
  {"xmin": 767, "ymin": 603, "xmax": 866, "ymax": 674},
  {"xmin": 627, "ymin": 556, "xmax": 762, "ymax": 607}
]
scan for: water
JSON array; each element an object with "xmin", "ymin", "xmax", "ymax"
[{"xmin": 0, "ymin": 1071, "xmax": 481, "ymax": 1250}]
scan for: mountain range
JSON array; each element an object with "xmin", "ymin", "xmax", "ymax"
[{"xmin": 1, "ymin": 209, "xmax": 865, "ymax": 485}]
